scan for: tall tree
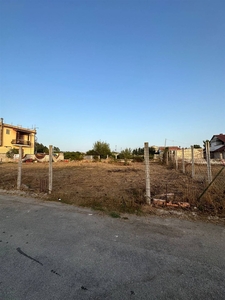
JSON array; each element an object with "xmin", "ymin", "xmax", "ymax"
[
  {"xmin": 35, "ymin": 142, "xmax": 49, "ymax": 154},
  {"xmin": 92, "ymin": 141, "xmax": 111, "ymax": 158}
]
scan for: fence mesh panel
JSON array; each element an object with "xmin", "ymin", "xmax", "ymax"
[
  {"xmin": 0, "ymin": 156, "xmax": 224, "ymax": 216},
  {"xmin": 163, "ymin": 150, "xmax": 225, "ymax": 213}
]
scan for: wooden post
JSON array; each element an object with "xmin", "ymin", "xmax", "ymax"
[
  {"xmin": 182, "ymin": 148, "xmax": 185, "ymax": 174},
  {"xmin": 191, "ymin": 146, "xmax": 195, "ymax": 178},
  {"xmin": 144, "ymin": 142, "xmax": 151, "ymax": 205},
  {"xmin": 206, "ymin": 141, "xmax": 212, "ymax": 183},
  {"xmin": 49, "ymin": 145, "xmax": 53, "ymax": 194},
  {"xmin": 17, "ymin": 146, "xmax": 22, "ymax": 190}
]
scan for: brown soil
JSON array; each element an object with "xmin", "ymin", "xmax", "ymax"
[{"xmin": 0, "ymin": 160, "xmax": 224, "ymax": 223}]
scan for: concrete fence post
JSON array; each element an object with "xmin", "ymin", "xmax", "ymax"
[
  {"xmin": 206, "ymin": 141, "xmax": 212, "ymax": 183},
  {"xmin": 17, "ymin": 146, "xmax": 22, "ymax": 190},
  {"xmin": 175, "ymin": 150, "xmax": 178, "ymax": 170},
  {"xmin": 49, "ymin": 145, "xmax": 53, "ymax": 194},
  {"xmin": 182, "ymin": 148, "xmax": 185, "ymax": 174},
  {"xmin": 191, "ymin": 146, "xmax": 195, "ymax": 178},
  {"xmin": 144, "ymin": 142, "xmax": 151, "ymax": 205},
  {"xmin": 166, "ymin": 150, "xmax": 169, "ymax": 165}
]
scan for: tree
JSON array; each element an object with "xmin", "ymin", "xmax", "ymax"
[
  {"xmin": 35, "ymin": 142, "xmax": 49, "ymax": 154},
  {"xmin": 193, "ymin": 145, "xmax": 201, "ymax": 149},
  {"xmin": 35, "ymin": 143, "xmax": 61, "ymax": 154},
  {"xmin": 119, "ymin": 148, "xmax": 133, "ymax": 159},
  {"xmin": 64, "ymin": 151, "xmax": 83, "ymax": 160},
  {"xmin": 149, "ymin": 147, "xmax": 156, "ymax": 157},
  {"xmin": 86, "ymin": 149, "xmax": 98, "ymax": 155},
  {"xmin": 132, "ymin": 147, "xmax": 155, "ymax": 158},
  {"xmin": 132, "ymin": 148, "xmax": 144, "ymax": 155},
  {"xmin": 6, "ymin": 148, "xmax": 19, "ymax": 159},
  {"xmin": 92, "ymin": 141, "xmax": 111, "ymax": 159},
  {"xmin": 53, "ymin": 146, "xmax": 60, "ymax": 152}
]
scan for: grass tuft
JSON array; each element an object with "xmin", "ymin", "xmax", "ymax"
[{"xmin": 109, "ymin": 211, "xmax": 121, "ymax": 218}]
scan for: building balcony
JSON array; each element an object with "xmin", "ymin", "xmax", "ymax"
[{"xmin": 11, "ymin": 139, "xmax": 31, "ymax": 146}]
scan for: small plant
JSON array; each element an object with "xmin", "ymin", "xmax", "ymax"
[
  {"xmin": 109, "ymin": 211, "xmax": 120, "ymax": 218},
  {"xmin": 123, "ymin": 159, "xmax": 130, "ymax": 166},
  {"xmin": 91, "ymin": 201, "xmax": 105, "ymax": 211}
]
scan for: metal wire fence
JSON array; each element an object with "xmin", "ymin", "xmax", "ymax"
[
  {"xmin": 1, "ymin": 143, "xmax": 225, "ymax": 216},
  {"xmin": 160, "ymin": 148, "xmax": 225, "ymax": 214}
]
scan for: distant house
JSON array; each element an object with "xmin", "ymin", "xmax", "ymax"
[
  {"xmin": 0, "ymin": 118, "xmax": 36, "ymax": 161},
  {"xmin": 210, "ymin": 134, "xmax": 225, "ymax": 159}
]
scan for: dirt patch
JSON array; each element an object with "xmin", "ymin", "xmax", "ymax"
[{"xmin": 0, "ymin": 160, "xmax": 224, "ymax": 223}]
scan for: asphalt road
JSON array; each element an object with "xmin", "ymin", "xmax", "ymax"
[{"xmin": 0, "ymin": 193, "xmax": 224, "ymax": 300}]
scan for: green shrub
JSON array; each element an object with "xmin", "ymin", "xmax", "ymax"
[
  {"xmin": 132, "ymin": 156, "xmax": 144, "ymax": 162},
  {"xmin": 64, "ymin": 151, "xmax": 84, "ymax": 160},
  {"xmin": 109, "ymin": 211, "xmax": 121, "ymax": 218},
  {"xmin": 6, "ymin": 148, "xmax": 19, "ymax": 159}
]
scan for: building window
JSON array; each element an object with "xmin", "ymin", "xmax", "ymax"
[{"xmin": 6, "ymin": 129, "xmax": 10, "ymax": 134}]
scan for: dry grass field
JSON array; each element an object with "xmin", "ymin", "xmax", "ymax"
[{"xmin": 0, "ymin": 160, "xmax": 225, "ymax": 219}]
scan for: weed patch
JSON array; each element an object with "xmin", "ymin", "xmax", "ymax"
[{"xmin": 109, "ymin": 211, "xmax": 121, "ymax": 218}]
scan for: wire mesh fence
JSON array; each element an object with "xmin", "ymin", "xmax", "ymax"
[
  {"xmin": 0, "ymin": 146, "xmax": 225, "ymax": 216},
  {"xmin": 159, "ymin": 148, "xmax": 225, "ymax": 214}
]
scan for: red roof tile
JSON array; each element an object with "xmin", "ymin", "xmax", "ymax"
[{"xmin": 214, "ymin": 134, "xmax": 225, "ymax": 143}]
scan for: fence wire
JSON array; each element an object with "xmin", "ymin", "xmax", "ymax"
[
  {"xmin": 162, "ymin": 150, "xmax": 225, "ymax": 213},
  {"xmin": 1, "ymin": 156, "xmax": 225, "ymax": 215}
]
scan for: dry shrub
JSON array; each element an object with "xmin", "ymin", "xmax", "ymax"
[{"xmin": 198, "ymin": 186, "xmax": 225, "ymax": 216}]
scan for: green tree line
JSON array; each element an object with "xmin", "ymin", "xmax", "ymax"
[{"xmin": 34, "ymin": 140, "xmax": 158, "ymax": 161}]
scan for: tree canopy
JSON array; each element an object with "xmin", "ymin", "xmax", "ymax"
[
  {"xmin": 88, "ymin": 141, "xmax": 111, "ymax": 159},
  {"xmin": 6, "ymin": 148, "xmax": 19, "ymax": 158},
  {"xmin": 132, "ymin": 147, "xmax": 155, "ymax": 158},
  {"xmin": 35, "ymin": 142, "xmax": 60, "ymax": 154},
  {"xmin": 64, "ymin": 151, "xmax": 83, "ymax": 160},
  {"xmin": 35, "ymin": 142, "xmax": 49, "ymax": 154},
  {"xmin": 119, "ymin": 148, "xmax": 133, "ymax": 159}
]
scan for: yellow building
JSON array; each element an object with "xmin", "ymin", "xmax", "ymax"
[{"xmin": 0, "ymin": 118, "xmax": 36, "ymax": 158}]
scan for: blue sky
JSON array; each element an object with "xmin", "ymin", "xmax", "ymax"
[{"xmin": 0, "ymin": 0, "xmax": 224, "ymax": 152}]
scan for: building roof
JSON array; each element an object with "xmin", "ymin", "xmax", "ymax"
[
  {"xmin": 211, "ymin": 145, "xmax": 225, "ymax": 153},
  {"xmin": 211, "ymin": 134, "xmax": 225, "ymax": 143},
  {"xmin": 3, "ymin": 122, "xmax": 36, "ymax": 134}
]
